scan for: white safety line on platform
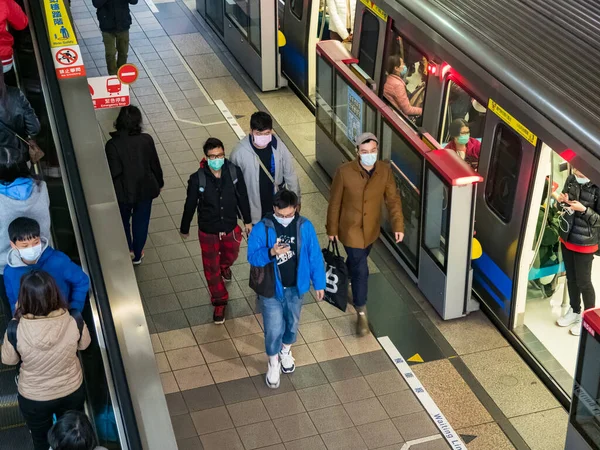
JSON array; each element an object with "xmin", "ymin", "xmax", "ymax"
[
  {"xmin": 378, "ymin": 336, "xmax": 467, "ymax": 450},
  {"xmin": 215, "ymin": 100, "xmax": 246, "ymax": 140},
  {"xmin": 133, "ymin": 49, "xmax": 226, "ymax": 127},
  {"xmin": 144, "ymin": 0, "xmax": 159, "ymax": 13},
  {"xmin": 401, "ymin": 435, "xmax": 444, "ymax": 449},
  {"xmin": 170, "ymin": 43, "xmax": 214, "ymax": 105}
]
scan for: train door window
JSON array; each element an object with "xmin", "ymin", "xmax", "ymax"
[
  {"xmin": 381, "ymin": 29, "xmax": 428, "ymax": 127},
  {"xmin": 334, "ymin": 74, "xmax": 376, "ymax": 160},
  {"xmin": 206, "ymin": 0, "xmax": 224, "ymax": 34},
  {"xmin": 380, "ymin": 121, "xmax": 423, "ymax": 270},
  {"xmin": 316, "ymin": 55, "xmax": 334, "ymax": 135},
  {"xmin": 485, "ymin": 124, "xmax": 522, "ymax": 222},
  {"xmin": 290, "ymin": 0, "xmax": 303, "ymax": 20},
  {"xmin": 226, "ymin": 0, "xmax": 261, "ymax": 53},
  {"xmin": 358, "ymin": 12, "xmax": 379, "ymax": 79}
]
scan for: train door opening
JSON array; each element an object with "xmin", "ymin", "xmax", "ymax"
[{"xmin": 515, "ymin": 145, "xmax": 600, "ymax": 395}]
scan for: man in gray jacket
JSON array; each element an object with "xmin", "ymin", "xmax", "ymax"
[{"xmin": 230, "ymin": 112, "xmax": 301, "ymax": 224}]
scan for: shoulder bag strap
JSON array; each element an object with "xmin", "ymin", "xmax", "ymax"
[
  {"xmin": 69, "ymin": 309, "xmax": 84, "ymax": 341},
  {"xmin": 6, "ymin": 319, "xmax": 20, "ymax": 358},
  {"xmin": 254, "ymin": 152, "xmax": 276, "ymax": 186},
  {"xmin": 0, "ymin": 119, "xmax": 28, "ymax": 144}
]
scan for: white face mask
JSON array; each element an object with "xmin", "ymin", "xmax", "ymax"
[
  {"xmin": 275, "ymin": 215, "xmax": 294, "ymax": 227},
  {"xmin": 576, "ymin": 176, "xmax": 590, "ymax": 185},
  {"xmin": 253, "ymin": 134, "xmax": 272, "ymax": 147},
  {"xmin": 19, "ymin": 243, "xmax": 42, "ymax": 262},
  {"xmin": 360, "ymin": 153, "xmax": 377, "ymax": 167}
]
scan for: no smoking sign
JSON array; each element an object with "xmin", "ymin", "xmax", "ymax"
[{"xmin": 51, "ymin": 44, "xmax": 86, "ymax": 80}]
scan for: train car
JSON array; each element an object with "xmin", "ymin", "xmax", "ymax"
[{"xmin": 199, "ymin": 0, "xmax": 600, "ymax": 408}]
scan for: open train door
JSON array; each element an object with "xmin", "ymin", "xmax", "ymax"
[{"xmin": 280, "ymin": 0, "xmax": 320, "ymax": 103}]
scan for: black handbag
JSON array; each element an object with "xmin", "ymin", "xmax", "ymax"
[
  {"xmin": 249, "ymin": 225, "xmax": 276, "ymax": 298},
  {"xmin": 322, "ymin": 239, "xmax": 349, "ymax": 312}
]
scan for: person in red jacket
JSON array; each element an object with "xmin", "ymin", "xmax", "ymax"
[{"xmin": 0, "ymin": 0, "xmax": 28, "ymax": 74}]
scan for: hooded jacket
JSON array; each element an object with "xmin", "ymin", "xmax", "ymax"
[
  {"xmin": 4, "ymin": 241, "xmax": 90, "ymax": 315},
  {"xmin": 0, "ymin": 0, "xmax": 28, "ymax": 71},
  {"xmin": 105, "ymin": 131, "xmax": 164, "ymax": 205},
  {"xmin": 559, "ymin": 174, "xmax": 600, "ymax": 249},
  {"xmin": 1, "ymin": 308, "xmax": 91, "ymax": 401},
  {"xmin": 0, "ymin": 178, "xmax": 51, "ymax": 274},
  {"xmin": 230, "ymin": 135, "xmax": 301, "ymax": 224},
  {"xmin": 92, "ymin": 0, "xmax": 138, "ymax": 33},
  {"xmin": 247, "ymin": 215, "xmax": 326, "ymax": 300}
]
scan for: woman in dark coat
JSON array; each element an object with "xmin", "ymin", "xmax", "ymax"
[{"xmin": 105, "ymin": 105, "xmax": 163, "ymax": 264}]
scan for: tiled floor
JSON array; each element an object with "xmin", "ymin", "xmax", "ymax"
[{"xmin": 73, "ymin": 0, "xmax": 570, "ymax": 448}]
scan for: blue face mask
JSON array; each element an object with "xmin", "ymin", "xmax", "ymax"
[
  {"xmin": 360, "ymin": 153, "xmax": 378, "ymax": 167},
  {"xmin": 457, "ymin": 134, "xmax": 470, "ymax": 145},
  {"xmin": 400, "ymin": 65, "xmax": 407, "ymax": 77},
  {"xmin": 207, "ymin": 158, "xmax": 225, "ymax": 171}
]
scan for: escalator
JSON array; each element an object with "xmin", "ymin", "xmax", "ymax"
[{"xmin": 0, "ymin": 0, "xmax": 176, "ymax": 448}]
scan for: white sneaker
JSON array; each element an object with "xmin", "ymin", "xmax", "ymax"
[
  {"xmin": 570, "ymin": 320, "xmax": 582, "ymax": 336},
  {"xmin": 280, "ymin": 349, "xmax": 295, "ymax": 374},
  {"xmin": 266, "ymin": 360, "xmax": 281, "ymax": 389},
  {"xmin": 557, "ymin": 308, "xmax": 581, "ymax": 327}
]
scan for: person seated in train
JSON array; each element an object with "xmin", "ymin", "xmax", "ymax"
[
  {"xmin": 383, "ymin": 55, "xmax": 423, "ymax": 118},
  {"xmin": 327, "ymin": 0, "xmax": 356, "ymax": 46},
  {"xmin": 230, "ymin": 111, "xmax": 301, "ymax": 225},
  {"xmin": 2, "ymin": 270, "xmax": 91, "ymax": 450},
  {"xmin": 444, "ymin": 119, "xmax": 480, "ymax": 170},
  {"xmin": 4, "ymin": 217, "xmax": 90, "ymax": 316},
  {"xmin": 555, "ymin": 168, "xmax": 600, "ymax": 336},
  {"xmin": 467, "ymin": 98, "xmax": 487, "ymax": 139},
  {"xmin": 48, "ymin": 411, "xmax": 108, "ymax": 450},
  {"xmin": 0, "ymin": 146, "xmax": 50, "ymax": 307}
]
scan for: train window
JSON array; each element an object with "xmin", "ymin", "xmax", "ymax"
[
  {"xmin": 205, "ymin": 0, "xmax": 224, "ymax": 34},
  {"xmin": 225, "ymin": 0, "xmax": 261, "ymax": 54},
  {"xmin": 380, "ymin": 121, "xmax": 423, "ymax": 270},
  {"xmin": 316, "ymin": 56, "xmax": 334, "ymax": 135},
  {"xmin": 381, "ymin": 30, "xmax": 428, "ymax": 127},
  {"xmin": 440, "ymin": 80, "xmax": 486, "ymax": 170},
  {"xmin": 290, "ymin": 0, "xmax": 303, "ymax": 20},
  {"xmin": 485, "ymin": 124, "xmax": 522, "ymax": 222},
  {"xmin": 334, "ymin": 74, "xmax": 376, "ymax": 160},
  {"xmin": 358, "ymin": 12, "xmax": 379, "ymax": 79}
]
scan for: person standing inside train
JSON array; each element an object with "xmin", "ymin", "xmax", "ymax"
[
  {"xmin": 180, "ymin": 138, "xmax": 252, "ymax": 324},
  {"xmin": 93, "ymin": 0, "xmax": 138, "ymax": 76},
  {"xmin": 383, "ymin": 55, "xmax": 423, "ymax": 118},
  {"xmin": 444, "ymin": 119, "xmax": 481, "ymax": 170},
  {"xmin": 326, "ymin": 132, "xmax": 404, "ymax": 336},
  {"xmin": 556, "ymin": 168, "xmax": 600, "ymax": 336},
  {"xmin": 230, "ymin": 111, "xmax": 301, "ymax": 225},
  {"xmin": 327, "ymin": 0, "xmax": 357, "ymax": 45}
]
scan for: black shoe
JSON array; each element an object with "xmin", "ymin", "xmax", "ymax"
[
  {"xmin": 221, "ymin": 267, "xmax": 232, "ymax": 281},
  {"xmin": 213, "ymin": 306, "xmax": 226, "ymax": 324}
]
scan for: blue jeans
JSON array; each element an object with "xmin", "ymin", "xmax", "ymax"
[
  {"xmin": 119, "ymin": 200, "xmax": 152, "ymax": 260},
  {"xmin": 261, "ymin": 287, "xmax": 303, "ymax": 356},
  {"xmin": 344, "ymin": 245, "xmax": 372, "ymax": 307}
]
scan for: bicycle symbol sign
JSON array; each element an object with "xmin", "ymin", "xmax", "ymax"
[{"xmin": 55, "ymin": 47, "xmax": 78, "ymax": 66}]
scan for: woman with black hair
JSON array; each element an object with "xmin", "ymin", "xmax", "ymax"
[
  {"xmin": 0, "ymin": 146, "xmax": 50, "ymax": 306},
  {"xmin": 1, "ymin": 271, "xmax": 91, "ymax": 450},
  {"xmin": 105, "ymin": 105, "xmax": 164, "ymax": 265},
  {"xmin": 48, "ymin": 411, "xmax": 107, "ymax": 450}
]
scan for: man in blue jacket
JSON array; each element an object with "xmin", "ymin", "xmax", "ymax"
[
  {"xmin": 248, "ymin": 189, "xmax": 326, "ymax": 389},
  {"xmin": 4, "ymin": 217, "xmax": 89, "ymax": 315}
]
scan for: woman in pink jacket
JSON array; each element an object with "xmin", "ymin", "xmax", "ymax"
[
  {"xmin": 2, "ymin": 270, "xmax": 91, "ymax": 450},
  {"xmin": 383, "ymin": 54, "xmax": 423, "ymax": 117}
]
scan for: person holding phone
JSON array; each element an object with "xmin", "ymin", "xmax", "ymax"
[{"xmin": 556, "ymin": 168, "xmax": 600, "ymax": 336}]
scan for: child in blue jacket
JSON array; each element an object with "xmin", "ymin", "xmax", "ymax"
[
  {"xmin": 4, "ymin": 217, "xmax": 89, "ymax": 315},
  {"xmin": 247, "ymin": 189, "xmax": 326, "ymax": 389}
]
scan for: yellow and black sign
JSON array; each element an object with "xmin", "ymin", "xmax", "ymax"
[
  {"xmin": 488, "ymin": 99, "xmax": 537, "ymax": 146},
  {"xmin": 44, "ymin": 0, "xmax": 77, "ymax": 48},
  {"xmin": 360, "ymin": 0, "xmax": 388, "ymax": 21}
]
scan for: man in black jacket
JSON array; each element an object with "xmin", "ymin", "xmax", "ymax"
[
  {"xmin": 180, "ymin": 138, "xmax": 252, "ymax": 324},
  {"xmin": 93, "ymin": 0, "xmax": 137, "ymax": 75}
]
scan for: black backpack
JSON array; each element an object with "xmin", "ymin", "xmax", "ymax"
[{"xmin": 6, "ymin": 309, "xmax": 84, "ymax": 360}]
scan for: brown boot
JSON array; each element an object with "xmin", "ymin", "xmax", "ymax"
[{"xmin": 356, "ymin": 306, "xmax": 369, "ymax": 336}]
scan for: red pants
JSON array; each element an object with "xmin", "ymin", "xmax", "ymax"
[{"xmin": 198, "ymin": 226, "xmax": 242, "ymax": 306}]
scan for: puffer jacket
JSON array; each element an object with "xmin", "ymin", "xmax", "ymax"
[
  {"xmin": 559, "ymin": 174, "xmax": 600, "ymax": 247},
  {"xmin": 1, "ymin": 309, "xmax": 91, "ymax": 401},
  {"xmin": 92, "ymin": 0, "xmax": 138, "ymax": 32},
  {"xmin": 0, "ymin": 86, "xmax": 41, "ymax": 159}
]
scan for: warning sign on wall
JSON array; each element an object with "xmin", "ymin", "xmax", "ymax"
[
  {"xmin": 88, "ymin": 76, "xmax": 130, "ymax": 110},
  {"xmin": 51, "ymin": 45, "xmax": 86, "ymax": 79},
  {"xmin": 44, "ymin": 0, "xmax": 77, "ymax": 48}
]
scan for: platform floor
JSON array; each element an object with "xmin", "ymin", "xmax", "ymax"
[{"xmin": 72, "ymin": 0, "xmax": 569, "ymax": 448}]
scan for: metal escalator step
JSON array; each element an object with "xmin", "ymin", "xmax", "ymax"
[
  {"xmin": 0, "ymin": 369, "xmax": 24, "ymax": 430},
  {"xmin": 0, "ymin": 425, "xmax": 33, "ymax": 450}
]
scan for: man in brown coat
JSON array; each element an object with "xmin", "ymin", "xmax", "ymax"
[{"xmin": 326, "ymin": 132, "xmax": 404, "ymax": 336}]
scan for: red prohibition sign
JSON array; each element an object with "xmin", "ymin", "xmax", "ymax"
[{"xmin": 56, "ymin": 48, "xmax": 78, "ymax": 66}]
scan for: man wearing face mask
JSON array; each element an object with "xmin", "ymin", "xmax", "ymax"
[
  {"xmin": 383, "ymin": 54, "xmax": 423, "ymax": 118},
  {"xmin": 4, "ymin": 217, "xmax": 90, "ymax": 316},
  {"xmin": 327, "ymin": 133, "xmax": 404, "ymax": 336},
  {"xmin": 555, "ymin": 168, "xmax": 600, "ymax": 336},
  {"xmin": 180, "ymin": 138, "xmax": 252, "ymax": 324},
  {"xmin": 230, "ymin": 112, "xmax": 301, "ymax": 225},
  {"xmin": 444, "ymin": 119, "xmax": 481, "ymax": 170}
]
